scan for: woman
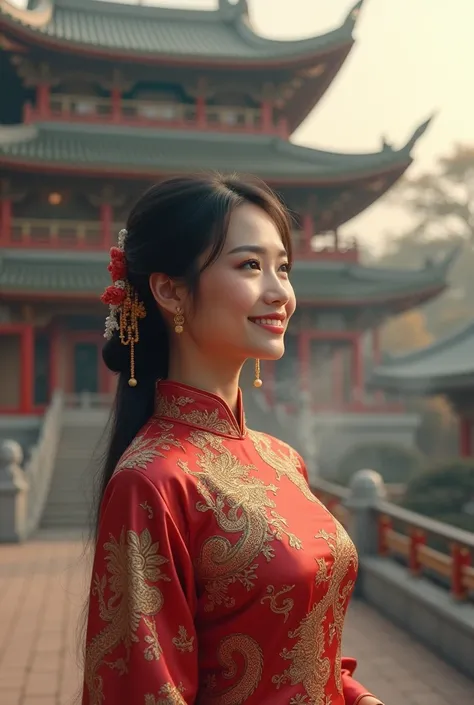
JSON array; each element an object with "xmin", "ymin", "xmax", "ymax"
[{"xmin": 82, "ymin": 174, "xmax": 384, "ymax": 705}]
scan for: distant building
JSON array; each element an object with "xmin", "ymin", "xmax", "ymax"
[
  {"xmin": 372, "ymin": 321, "xmax": 474, "ymax": 458},
  {"xmin": 0, "ymin": 0, "xmax": 450, "ymax": 465}
]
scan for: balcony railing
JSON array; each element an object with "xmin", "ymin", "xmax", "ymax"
[
  {"xmin": 24, "ymin": 95, "xmax": 285, "ymax": 134},
  {"xmin": 8, "ymin": 218, "xmax": 121, "ymax": 250},
  {"xmin": 4, "ymin": 220, "xmax": 359, "ymax": 260},
  {"xmin": 312, "ymin": 477, "xmax": 474, "ymax": 602},
  {"xmin": 292, "ymin": 231, "xmax": 359, "ymax": 262}
]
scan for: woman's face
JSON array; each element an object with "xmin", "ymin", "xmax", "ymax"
[{"xmin": 186, "ymin": 203, "xmax": 296, "ymax": 364}]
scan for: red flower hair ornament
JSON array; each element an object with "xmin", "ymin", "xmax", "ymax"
[
  {"xmin": 101, "ymin": 229, "xmax": 129, "ymax": 339},
  {"xmin": 101, "ymin": 228, "xmax": 146, "ymax": 386}
]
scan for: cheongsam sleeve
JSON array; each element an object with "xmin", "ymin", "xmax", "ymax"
[
  {"xmin": 341, "ymin": 657, "xmax": 376, "ymax": 704},
  {"xmin": 82, "ymin": 468, "xmax": 198, "ymax": 705}
]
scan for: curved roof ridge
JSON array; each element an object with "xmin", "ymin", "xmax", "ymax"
[
  {"xmin": 52, "ymin": 0, "xmax": 223, "ymax": 22},
  {"xmin": 0, "ymin": 0, "xmax": 53, "ymax": 28},
  {"xmin": 380, "ymin": 318, "xmax": 474, "ymax": 369},
  {"xmin": 233, "ymin": 0, "xmax": 361, "ymax": 51},
  {"xmin": 0, "ymin": 0, "xmax": 363, "ymax": 62}
]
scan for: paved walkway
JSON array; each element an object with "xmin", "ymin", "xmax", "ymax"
[{"xmin": 0, "ymin": 533, "xmax": 472, "ymax": 705}]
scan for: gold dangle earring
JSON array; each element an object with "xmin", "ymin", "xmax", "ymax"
[
  {"xmin": 174, "ymin": 306, "xmax": 185, "ymax": 334},
  {"xmin": 253, "ymin": 359, "xmax": 263, "ymax": 388}
]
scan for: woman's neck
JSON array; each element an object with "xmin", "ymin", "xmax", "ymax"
[{"xmin": 167, "ymin": 345, "xmax": 243, "ymax": 416}]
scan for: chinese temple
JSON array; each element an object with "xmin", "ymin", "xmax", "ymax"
[
  {"xmin": 0, "ymin": 0, "xmax": 450, "ymax": 465},
  {"xmin": 372, "ymin": 321, "xmax": 474, "ymax": 458}
]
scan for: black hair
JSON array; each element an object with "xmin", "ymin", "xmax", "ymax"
[{"xmin": 94, "ymin": 173, "xmax": 292, "ymax": 535}]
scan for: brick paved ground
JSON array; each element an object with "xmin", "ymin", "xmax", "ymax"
[{"xmin": 0, "ymin": 533, "xmax": 472, "ymax": 705}]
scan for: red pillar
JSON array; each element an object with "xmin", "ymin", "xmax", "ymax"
[
  {"xmin": 196, "ymin": 95, "xmax": 206, "ymax": 129},
  {"xmin": 372, "ymin": 326, "xmax": 384, "ymax": 404},
  {"xmin": 20, "ymin": 325, "xmax": 35, "ymax": 414},
  {"xmin": 100, "ymin": 202, "xmax": 113, "ymax": 248},
  {"xmin": 351, "ymin": 335, "xmax": 364, "ymax": 405},
  {"xmin": 111, "ymin": 87, "xmax": 121, "ymax": 123},
  {"xmin": 49, "ymin": 323, "xmax": 60, "ymax": 398},
  {"xmin": 332, "ymin": 348, "xmax": 344, "ymax": 407},
  {"xmin": 0, "ymin": 197, "xmax": 11, "ymax": 244},
  {"xmin": 302, "ymin": 213, "xmax": 313, "ymax": 253},
  {"xmin": 36, "ymin": 83, "xmax": 50, "ymax": 118},
  {"xmin": 261, "ymin": 100, "xmax": 273, "ymax": 132},
  {"xmin": 459, "ymin": 417, "xmax": 471, "ymax": 457}
]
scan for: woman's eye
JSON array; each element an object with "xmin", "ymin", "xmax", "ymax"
[
  {"xmin": 280, "ymin": 262, "xmax": 291, "ymax": 273},
  {"xmin": 240, "ymin": 259, "xmax": 261, "ymax": 270}
]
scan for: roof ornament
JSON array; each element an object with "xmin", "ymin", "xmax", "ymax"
[
  {"xmin": 344, "ymin": 0, "xmax": 365, "ymax": 27},
  {"xmin": 218, "ymin": 0, "xmax": 249, "ymax": 21},
  {"xmin": 402, "ymin": 114, "xmax": 435, "ymax": 154},
  {"xmin": 1, "ymin": 0, "xmax": 53, "ymax": 29}
]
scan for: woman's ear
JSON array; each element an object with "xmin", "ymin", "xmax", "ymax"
[{"xmin": 149, "ymin": 272, "xmax": 187, "ymax": 315}]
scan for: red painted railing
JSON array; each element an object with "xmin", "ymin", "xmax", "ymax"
[
  {"xmin": 3, "ymin": 219, "xmax": 359, "ymax": 262},
  {"xmin": 6, "ymin": 218, "xmax": 122, "ymax": 251},
  {"xmin": 311, "ymin": 479, "xmax": 474, "ymax": 602},
  {"xmin": 24, "ymin": 95, "xmax": 289, "ymax": 137}
]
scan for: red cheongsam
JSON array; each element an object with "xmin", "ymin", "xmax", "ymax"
[{"xmin": 82, "ymin": 380, "xmax": 374, "ymax": 705}]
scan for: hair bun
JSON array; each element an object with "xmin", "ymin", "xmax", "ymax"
[{"xmin": 102, "ymin": 332, "xmax": 130, "ymax": 374}]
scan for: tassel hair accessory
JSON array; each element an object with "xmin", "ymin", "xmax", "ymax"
[{"xmin": 101, "ymin": 228, "xmax": 146, "ymax": 386}]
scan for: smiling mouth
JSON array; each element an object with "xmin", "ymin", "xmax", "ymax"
[{"xmin": 248, "ymin": 317, "xmax": 286, "ymax": 333}]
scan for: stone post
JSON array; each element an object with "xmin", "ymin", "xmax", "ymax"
[
  {"xmin": 0, "ymin": 440, "xmax": 29, "ymax": 543},
  {"xmin": 344, "ymin": 469, "xmax": 387, "ymax": 595}
]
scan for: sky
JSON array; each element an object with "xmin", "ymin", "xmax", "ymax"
[{"xmin": 15, "ymin": 0, "xmax": 474, "ymax": 253}]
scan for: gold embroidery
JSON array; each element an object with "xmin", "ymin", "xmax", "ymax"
[
  {"xmin": 115, "ymin": 424, "xmax": 183, "ymax": 474},
  {"xmin": 249, "ymin": 431, "xmax": 317, "ymax": 504},
  {"xmin": 140, "ymin": 501, "xmax": 154, "ymax": 519},
  {"xmin": 272, "ymin": 522, "xmax": 358, "ymax": 705},
  {"xmin": 172, "ymin": 625, "xmax": 195, "ymax": 653},
  {"xmin": 207, "ymin": 634, "xmax": 263, "ymax": 704},
  {"xmin": 179, "ymin": 430, "xmax": 302, "ymax": 611},
  {"xmin": 84, "ymin": 528, "xmax": 170, "ymax": 705},
  {"xmin": 145, "ymin": 683, "xmax": 186, "ymax": 705},
  {"xmin": 157, "ymin": 394, "xmax": 240, "ymax": 437},
  {"xmin": 261, "ymin": 584, "xmax": 295, "ymax": 622}
]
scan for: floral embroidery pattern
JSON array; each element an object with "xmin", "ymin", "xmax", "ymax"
[
  {"xmin": 115, "ymin": 423, "xmax": 183, "ymax": 475},
  {"xmin": 145, "ymin": 683, "xmax": 186, "ymax": 705},
  {"xmin": 260, "ymin": 584, "xmax": 295, "ymax": 622},
  {"xmin": 157, "ymin": 394, "xmax": 240, "ymax": 437},
  {"xmin": 84, "ymin": 528, "xmax": 170, "ymax": 705},
  {"xmin": 172, "ymin": 626, "xmax": 195, "ymax": 653},
  {"xmin": 140, "ymin": 501, "xmax": 154, "ymax": 519}
]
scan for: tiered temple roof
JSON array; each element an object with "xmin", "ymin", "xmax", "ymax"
[
  {"xmin": 0, "ymin": 249, "xmax": 453, "ymax": 308},
  {"xmin": 1, "ymin": 0, "xmax": 362, "ymax": 63},
  {"xmin": 0, "ymin": 0, "xmax": 450, "ymax": 309},
  {"xmin": 0, "ymin": 0, "xmax": 364, "ymax": 131},
  {"xmin": 372, "ymin": 318, "xmax": 474, "ymax": 395},
  {"xmin": 0, "ymin": 120, "xmax": 428, "ymax": 182}
]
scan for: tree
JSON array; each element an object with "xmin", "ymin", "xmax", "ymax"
[
  {"xmin": 367, "ymin": 145, "xmax": 474, "ymax": 339},
  {"xmin": 380, "ymin": 310, "xmax": 433, "ymax": 355},
  {"xmin": 388, "ymin": 144, "xmax": 474, "ymax": 243}
]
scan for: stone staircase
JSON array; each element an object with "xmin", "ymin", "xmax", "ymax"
[{"xmin": 40, "ymin": 406, "xmax": 110, "ymax": 530}]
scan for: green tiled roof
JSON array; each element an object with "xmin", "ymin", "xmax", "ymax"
[
  {"xmin": 0, "ymin": 250, "xmax": 451, "ymax": 305},
  {"xmin": 0, "ymin": 0, "xmax": 363, "ymax": 63},
  {"xmin": 0, "ymin": 121, "xmax": 425, "ymax": 182},
  {"xmin": 371, "ymin": 319, "xmax": 474, "ymax": 394}
]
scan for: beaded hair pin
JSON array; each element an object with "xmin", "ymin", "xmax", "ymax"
[{"xmin": 101, "ymin": 228, "xmax": 146, "ymax": 387}]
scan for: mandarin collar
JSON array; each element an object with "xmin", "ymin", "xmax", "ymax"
[{"xmin": 155, "ymin": 380, "xmax": 246, "ymax": 439}]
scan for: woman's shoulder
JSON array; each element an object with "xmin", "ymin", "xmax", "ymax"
[
  {"xmin": 247, "ymin": 428, "xmax": 305, "ymax": 466},
  {"xmin": 111, "ymin": 417, "xmax": 195, "ymax": 497}
]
